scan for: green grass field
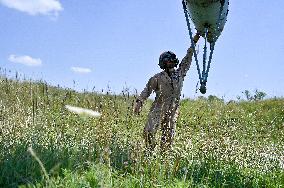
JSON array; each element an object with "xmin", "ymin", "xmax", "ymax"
[{"xmin": 0, "ymin": 75, "xmax": 283, "ymax": 187}]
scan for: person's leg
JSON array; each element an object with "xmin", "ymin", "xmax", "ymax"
[
  {"xmin": 160, "ymin": 122, "xmax": 174, "ymax": 152},
  {"xmin": 160, "ymin": 110, "xmax": 178, "ymax": 152},
  {"xmin": 143, "ymin": 128, "xmax": 156, "ymax": 151},
  {"xmin": 143, "ymin": 111, "xmax": 160, "ymax": 153}
]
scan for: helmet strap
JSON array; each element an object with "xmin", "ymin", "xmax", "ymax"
[{"xmin": 165, "ymin": 67, "xmax": 175, "ymax": 76}]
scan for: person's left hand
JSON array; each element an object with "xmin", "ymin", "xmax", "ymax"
[{"xmin": 133, "ymin": 100, "xmax": 142, "ymax": 114}]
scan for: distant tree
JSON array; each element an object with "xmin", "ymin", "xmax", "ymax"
[
  {"xmin": 242, "ymin": 89, "xmax": 267, "ymax": 101},
  {"xmin": 253, "ymin": 89, "xmax": 267, "ymax": 100},
  {"xmin": 242, "ymin": 90, "xmax": 253, "ymax": 101},
  {"xmin": 208, "ymin": 95, "xmax": 224, "ymax": 102}
]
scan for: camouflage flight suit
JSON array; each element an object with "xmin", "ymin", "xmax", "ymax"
[{"xmin": 136, "ymin": 47, "xmax": 194, "ymax": 151}]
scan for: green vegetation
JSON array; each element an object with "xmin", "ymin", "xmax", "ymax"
[{"xmin": 0, "ymin": 75, "xmax": 283, "ymax": 187}]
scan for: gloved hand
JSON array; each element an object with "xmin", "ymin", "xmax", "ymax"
[
  {"xmin": 188, "ymin": 33, "xmax": 200, "ymax": 54},
  {"xmin": 133, "ymin": 100, "xmax": 142, "ymax": 114},
  {"xmin": 193, "ymin": 33, "xmax": 200, "ymax": 44}
]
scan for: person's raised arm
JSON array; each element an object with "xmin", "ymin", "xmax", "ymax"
[{"xmin": 178, "ymin": 34, "xmax": 199, "ymax": 77}]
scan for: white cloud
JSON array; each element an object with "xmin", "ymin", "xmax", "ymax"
[
  {"xmin": 71, "ymin": 67, "xmax": 92, "ymax": 74},
  {"xmin": 0, "ymin": 0, "xmax": 63, "ymax": 16},
  {"xmin": 8, "ymin": 54, "xmax": 42, "ymax": 66}
]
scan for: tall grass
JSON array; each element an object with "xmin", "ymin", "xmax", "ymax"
[{"xmin": 0, "ymin": 73, "xmax": 283, "ymax": 187}]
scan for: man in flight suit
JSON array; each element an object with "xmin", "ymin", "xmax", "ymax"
[{"xmin": 133, "ymin": 37, "xmax": 199, "ymax": 152}]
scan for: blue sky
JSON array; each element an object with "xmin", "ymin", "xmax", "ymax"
[{"xmin": 0, "ymin": 0, "xmax": 283, "ymax": 100}]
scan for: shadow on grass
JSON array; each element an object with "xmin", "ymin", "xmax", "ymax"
[
  {"xmin": 0, "ymin": 142, "xmax": 99, "ymax": 187},
  {"xmin": 0, "ymin": 136, "xmax": 134, "ymax": 188},
  {"xmin": 1, "ymin": 141, "xmax": 283, "ymax": 188}
]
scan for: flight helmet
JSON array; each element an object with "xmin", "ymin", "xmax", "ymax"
[{"xmin": 158, "ymin": 51, "xmax": 179, "ymax": 69}]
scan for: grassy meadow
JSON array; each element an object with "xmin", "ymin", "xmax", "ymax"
[{"xmin": 0, "ymin": 74, "xmax": 284, "ymax": 187}]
